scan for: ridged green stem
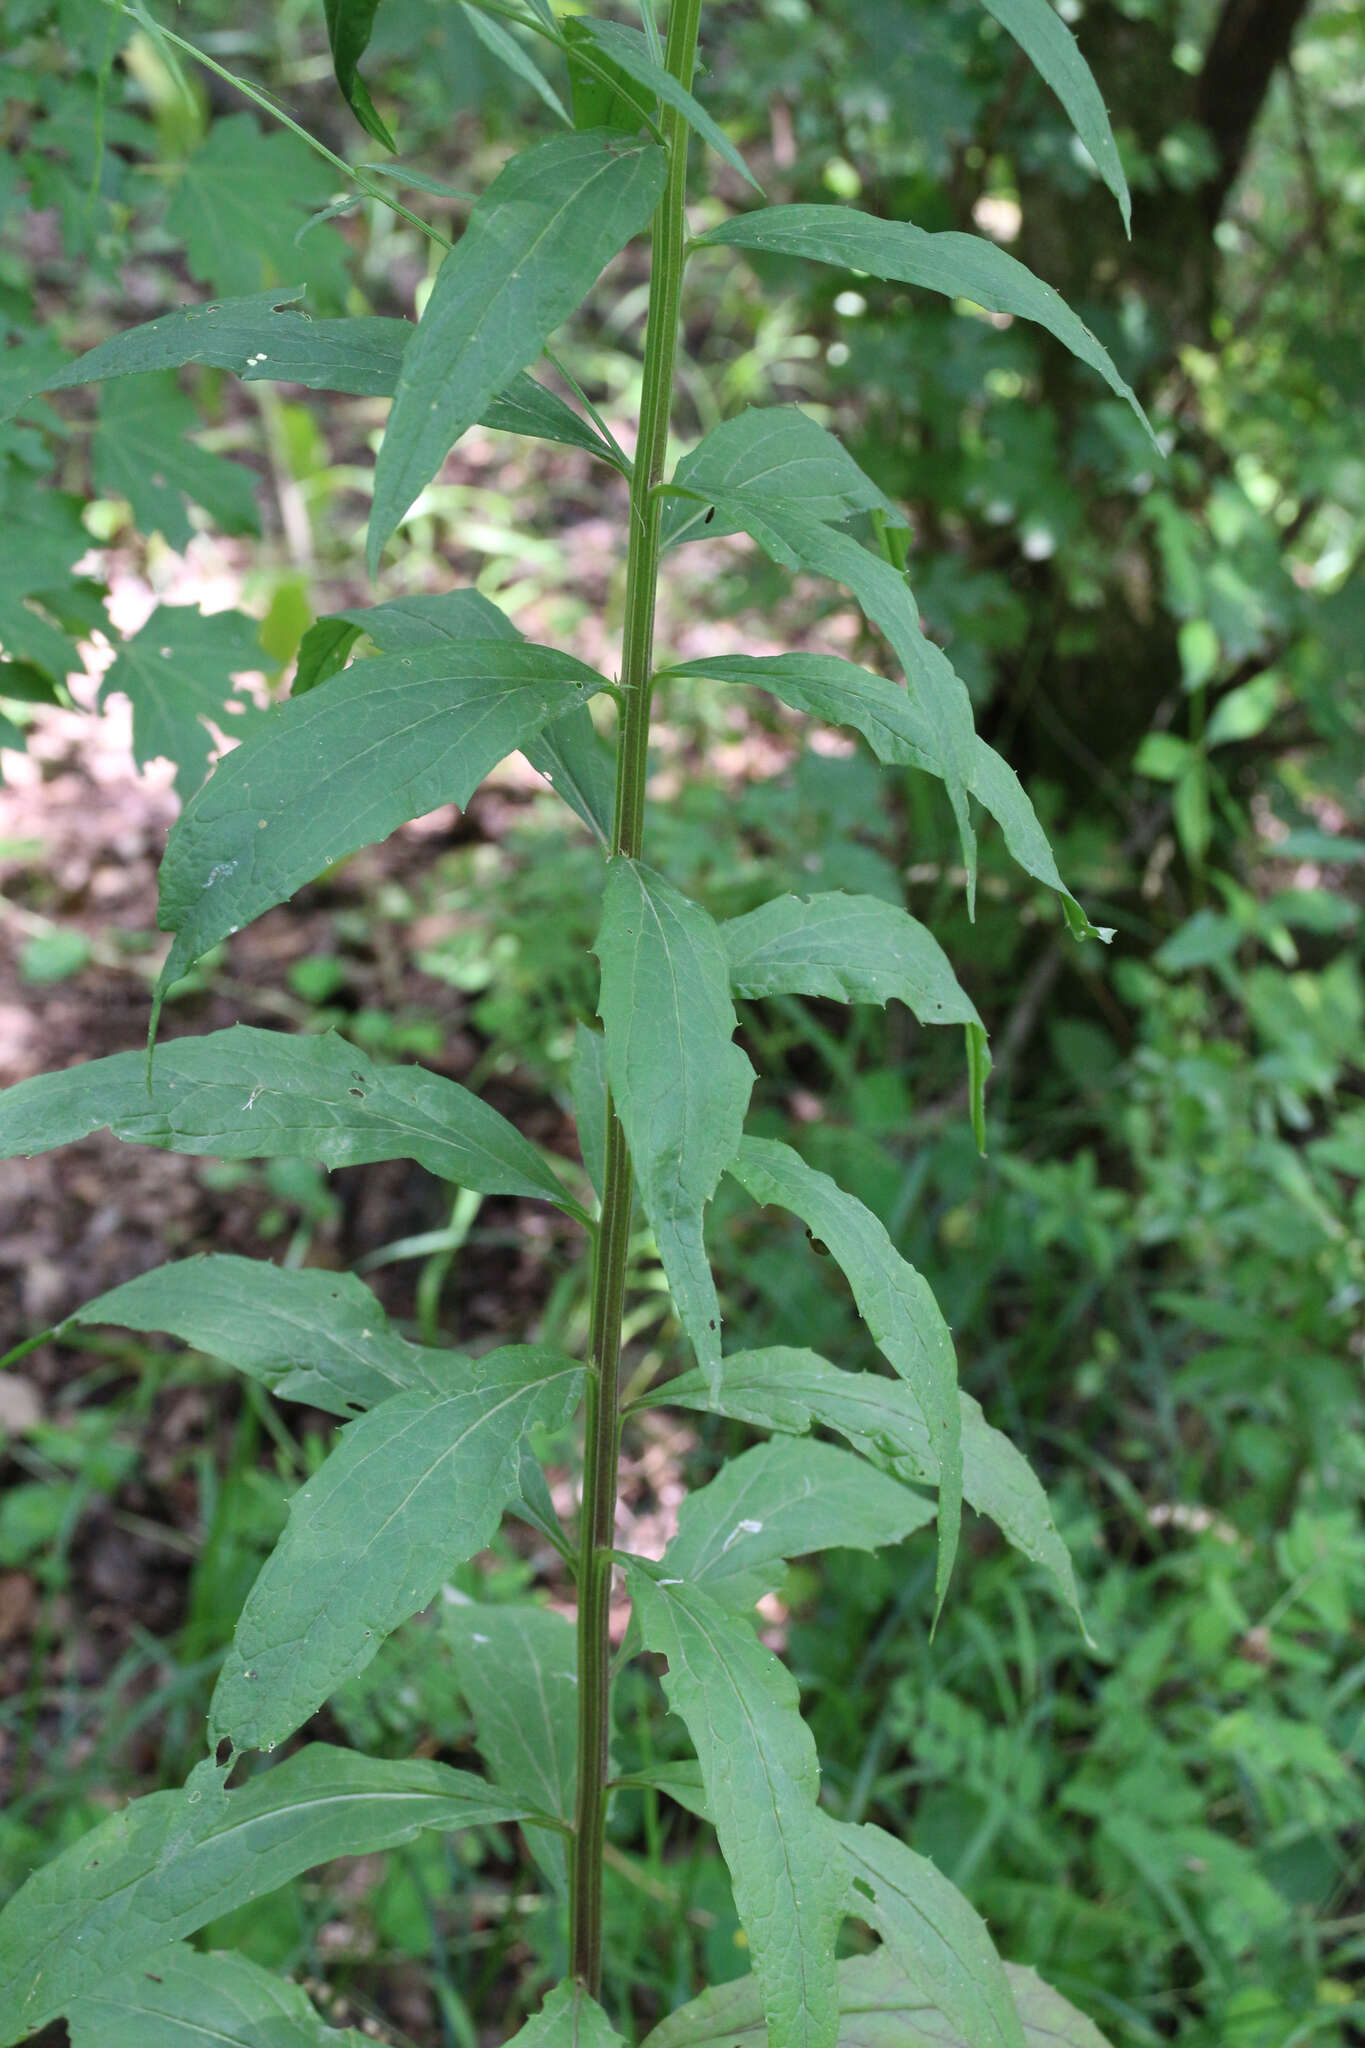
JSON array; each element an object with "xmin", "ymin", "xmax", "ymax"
[{"xmin": 570, "ymin": 0, "xmax": 704, "ymax": 1996}]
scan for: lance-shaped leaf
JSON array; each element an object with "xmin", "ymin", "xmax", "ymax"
[
  {"xmin": 837, "ymin": 1822, "xmax": 1025, "ymax": 2048},
  {"xmin": 663, "ymin": 1437, "xmax": 934, "ymax": 1611},
  {"xmin": 155, "ymin": 640, "xmax": 610, "ymax": 996},
  {"xmin": 977, "ymin": 0, "xmax": 1130, "ymax": 232},
  {"xmin": 570, "ymin": 1022, "xmax": 609, "ymax": 1198},
  {"xmin": 0, "ymin": 1744, "xmax": 543, "ymax": 2047},
  {"xmin": 0, "ymin": 1025, "xmax": 583, "ymax": 1216},
  {"xmin": 656, "ymin": 1349, "xmax": 1083, "ymax": 1627},
  {"xmin": 296, "ymin": 587, "xmax": 617, "ymax": 841},
  {"xmin": 697, "ymin": 206, "xmax": 1152, "ymax": 445},
  {"xmin": 64, "ymin": 1254, "xmax": 447, "ymax": 1417},
  {"xmin": 663, "ymin": 405, "xmax": 903, "ymax": 549},
  {"xmin": 0, "ymin": 293, "xmax": 621, "ymax": 468},
  {"xmin": 664, "ymin": 653, "xmax": 1108, "ymax": 941},
  {"xmin": 625, "ymin": 1561, "xmax": 844, "ymax": 2048},
  {"xmin": 67, "ymin": 1946, "xmax": 371, "ymax": 2048},
  {"xmin": 575, "ymin": 20, "xmax": 759, "ymax": 187},
  {"xmin": 595, "ymin": 861, "xmax": 754, "ymax": 1392},
  {"xmin": 506, "ymin": 1981, "xmax": 630, "ymax": 2048},
  {"xmin": 444, "ymin": 1602, "xmax": 578, "ymax": 1887},
  {"xmin": 696, "ymin": 493, "xmax": 978, "ymax": 884},
  {"xmin": 369, "ymin": 130, "xmax": 667, "ymax": 570},
  {"xmin": 723, "ymin": 893, "xmax": 979, "ymax": 1029},
  {"xmin": 729, "ymin": 1139, "xmax": 962, "ymax": 1613},
  {"xmin": 722, "ymin": 889, "xmax": 991, "ymax": 1149},
  {"xmin": 212, "ymin": 1348, "xmax": 583, "ymax": 1752},
  {"xmin": 460, "ymin": 2, "xmax": 571, "ymax": 126},
  {"xmin": 323, "ymin": 0, "xmax": 395, "ymax": 151},
  {"xmin": 640, "ymin": 1949, "xmax": 1116, "ymax": 2048}
]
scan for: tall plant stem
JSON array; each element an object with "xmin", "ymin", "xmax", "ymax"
[{"xmin": 570, "ymin": 0, "xmax": 704, "ymax": 1996}]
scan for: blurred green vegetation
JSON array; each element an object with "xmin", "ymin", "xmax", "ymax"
[{"xmin": 0, "ymin": 2, "xmax": 1361, "ymax": 2045}]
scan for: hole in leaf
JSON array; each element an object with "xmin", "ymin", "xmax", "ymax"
[{"xmin": 215, "ymin": 1737, "xmax": 233, "ymax": 1767}]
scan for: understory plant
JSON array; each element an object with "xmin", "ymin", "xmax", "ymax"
[{"xmin": 0, "ymin": 2, "xmax": 1154, "ymax": 2042}]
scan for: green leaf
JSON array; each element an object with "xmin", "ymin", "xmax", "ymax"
[
  {"xmin": 564, "ymin": 17, "xmax": 659, "ymax": 133},
  {"xmin": 595, "ymin": 860, "xmax": 754, "ymax": 1392},
  {"xmin": 154, "ymin": 640, "xmax": 610, "ymax": 996},
  {"xmin": 212, "ymin": 1348, "xmax": 582, "ymax": 1752},
  {"xmin": 663, "ymin": 1437, "xmax": 934, "ymax": 1610},
  {"xmin": 976, "ymin": 0, "xmax": 1130, "ymax": 231},
  {"xmin": 728, "ymin": 1139, "xmax": 962, "ymax": 1615},
  {"xmin": 625, "ymin": 1562, "xmax": 844, "ymax": 2048},
  {"xmin": 837, "ymin": 1822, "xmax": 1025, "ymax": 2048},
  {"xmin": 691, "ymin": 494, "xmax": 979, "ymax": 887},
  {"xmin": 656, "ymin": 1349, "xmax": 1084, "ymax": 1629},
  {"xmin": 722, "ymin": 892, "xmax": 981, "ymax": 1029},
  {"xmin": 460, "ymin": 3, "xmax": 571, "ymax": 126},
  {"xmin": 293, "ymin": 615, "xmax": 363, "ymax": 695},
  {"xmin": 698, "ymin": 206, "xmax": 1153, "ymax": 445},
  {"xmin": 0, "ymin": 1025, "xmax": 583, "ymax": 1215},
  {"xmin": 369, "ymin": 130, "xmax": 667, "ymax": 571},
  {"xmin": 3, "ymin": 295, "xmax": 620, "ymax": 465},
  {"xmin": 570, "ymin": 1021, "xmax": 608, "ymax": 1199},
  {"xmin": 722, "ymin": 890, "xmax": 989, "ymax": 1146},
  {"xmin": 444, "ymin": 1601, "xmax": 577, "ymax": 1887},
  {"xmin": 506, "ymin": 1981, "xmax": 630, "ymax": 2048},
  {"xmin": 523, "ymin": 703, "xmax": 617, "ymax": 841},
  {"xmin": 165, "ymin": 118, "xmax": 348, "ymax": 304},
  {"xmin": 641, "ymin": 1950, "xmax": 1116, "ymax": 2048},
  {"xmin": 93, "ymin": 375, "xmax": 260, "ymax": 550},
  {"xmin": 323, "ymin": 0, "xmax": 396, "ymax": 151},
  {"xmin": 64, "ymin": 1253, "xmax": 445, "ymax": 1416},
  {"xmin": 663, "ymin": 406, "xmax": 902, "ymax": 548},
  {"xmin": 664, "ymin": 653, "xmax": 1106, "ymax": 938},
  {"xmin": 577, "ymin": 20, "xmax": 759, "ymax": 187},
  {"xmin": 304, "ymin": 587, "xmax": 617, "ymax": 839},
  {"xmin": 99, "ymin": 604, "xmax": 266, "ymax": 798},
  {"xmin": 67, "ymin": 1946, "xmax": 371, "ymax": 2048},
  {"xmin": 0, "ymin": 1744, "xmax": 543, "ymax": 2047}
]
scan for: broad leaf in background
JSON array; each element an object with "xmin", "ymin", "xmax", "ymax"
[
  {"xmin": 323, "ymin": 0, "xmax": 395, "ymax": 151},
  {"xmin": 212, "ymin": 1349, "xmax": 582, "ymax": 1751},
  {"xmin": 166, "ymin": 118, "xmax": 349, "ymax": 305},
  {"xmin": 596, "ymin": 860, "xmax": 754, "ymax": 1391},
  {"xmin": 659, "ymin": 1349, "xmax": 1083, "ymax": 1624},
  {"xmin": 460, "ymin": 2, "xmax": 571, "ymax": 126},
  {"xmin": 663, "ymin": 405, "xmax": 904, "ymax": 548},
  {"xmin": 506, "ymin": 1981, "xmax": 630, "ymax": 2048},
  {"xmin": 67, "ymin": 1946, "xmax": 371, "ymax": 2048},
  {"xmin": 696, "ymin": 491, "xmax": 979, "ymax": 884},
  {"xmin": 698, "ymin": 207, "xmax": 1152, "ymax": 443},
  {"xmin": 0, "ymin": 1745, "xmax": 542, "ymax": 2047},
  {"xmin": 666, "ymin": 652, "xmax": 1108, "ymax": 939},
  {"xmin": 662, "ymin": 1437, "xmax": 934, "ymax": 1610},
  {"xmin": 0, "ymin": 483, "xmax": 91, "ymax": 682},
  {"xmin": 729, "ymin": 1138, "xmax": 963, "ymax": 1612},
  {"xmin": 837, "ymin": 1822, "xmax": 1025, "ymax": 2048},
  {"xmin": 154, "ymin": 640, "xmax": 610, "ymax": 996},
  {"xmin": 0, "ymin": 1025, "xmax": 583, "ymax": 1215},
  {"xmin": 64, "ymin": 1254, "xmax": 446, "ymax": 1416},
  {"xmin": 93, "ymin": 375, "xmax": 260, "ymax": 550},
  {"xmin": 99, "ymin": 604, "xmax": 266, "ymax": 797},
  {"xmin": 625, "ymin": 1562, "xmax": 844, "ymax": 2048},
  {"xmin": 445, "ymin": 1602, "xmax": 578, "ymax": 1887},
  {"xmin": 721, "ymin": 891, "xmax": 989, "ymax": 1143},
  {"xmin": 369, "ymin": 129, "xmax": 667, "ymax": 569},
  {"xmin": 575, "ymin": 20, "xmax": 759, "ymax": 187},
  {"xmin": 977, "ymin": 0, "xmax": 1131, "ymax": 230},
  {"xmin": 639, "ymin": 1949, "xmax": 1115, "ymax": 2048}
]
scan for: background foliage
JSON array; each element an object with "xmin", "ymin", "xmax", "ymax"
[{"xmin": 0, "ymin": 2, "xmax": 1361, "ymax": 2045}]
